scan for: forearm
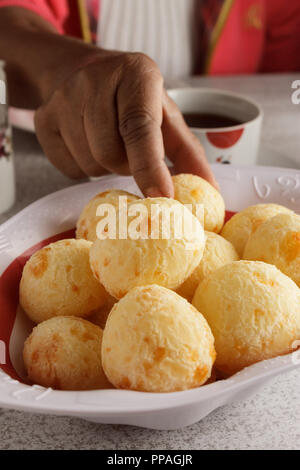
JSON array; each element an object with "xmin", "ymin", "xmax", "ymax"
[{"xmin": 0, "ymin": 7, "xmax": 101, "ymax": 108}]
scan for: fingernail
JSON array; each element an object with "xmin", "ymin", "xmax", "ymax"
[{"xmin": 145, "ymin": 187, "xmax": 165, "ymax": 198}]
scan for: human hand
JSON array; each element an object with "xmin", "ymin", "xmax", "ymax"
[{"xmin": 35, "ymin": 51, "xmax": 218, "ymax": 197}]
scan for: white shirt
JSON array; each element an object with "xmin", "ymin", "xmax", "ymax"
[{"xmin": 97, "ymin": 0, "xmax": 195, "ymax": 78}]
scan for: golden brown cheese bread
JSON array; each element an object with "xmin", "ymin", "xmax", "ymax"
[
  {"xmin": 23, "ymin": 316, "xmax": 111, "ymax": 390},
  {"xmin": 221, "ymin": 203, "xmax": 294, "ymax": 257},
  {"xmin": 193, "ymin": 261, "xmax": 300, "ymax": 376},
  {"xmin": 20, "ymin": 239, "xmax": 108, "ymax": 323},
  {"xmin": 176, "ymin": 231, "xmax": 239, "ymax": 302},
  {"xmin": 102, "ymin": 285, "xmax": 216, "ymax": 392},
  {"xmin": 243, "ymin": 212, "xmax": 300, "ymax": 287},
  {"xmin": 76, "ymin": 189, "xmax": 140, "ymax": 242},
  {"xmin": 90, "ymin": 197, "xmax": 205, "ymax": 299},
  {"xmin": 172, "ymin": 173, "xmax": 225, "ymax": 233}
]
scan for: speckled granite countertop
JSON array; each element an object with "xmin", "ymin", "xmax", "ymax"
[{"xmin": 1, "ymin": 74, "xmax": 300, "ymax": 450}]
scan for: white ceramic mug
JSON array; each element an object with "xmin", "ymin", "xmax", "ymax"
[{"xmin": 168, "ymin": 88, "xmax": 263, "ymax": 166}]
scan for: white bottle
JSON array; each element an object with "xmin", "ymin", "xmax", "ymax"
[{"xmin": 0, "ymin": 60, "xmax": 15, "ymax": 215}]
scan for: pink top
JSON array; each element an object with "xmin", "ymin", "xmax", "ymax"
[
  {"xmin": 0, "ymin": 0, "xmax": 68, "ymax": 32},
  {"xmin": 0, "ymin": 0, "xmax": 299, "ymax": 74}
]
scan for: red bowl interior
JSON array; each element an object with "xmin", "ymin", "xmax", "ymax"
[{"xmin": 0, "ymin": 211, "xmax": 235, "ymax": 383}]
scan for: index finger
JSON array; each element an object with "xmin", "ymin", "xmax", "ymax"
[{"xmin": 117, "ymin": 57, "xmax": 174, "ymax": 198}]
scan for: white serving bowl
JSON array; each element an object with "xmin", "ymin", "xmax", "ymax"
[{"xmin": 0, "ymin": 164, "xmax": 300, "ymax": 430}]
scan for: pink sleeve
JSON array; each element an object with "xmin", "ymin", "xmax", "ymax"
[
  {"xmin": 261, "ymin": 0, "xmax": 300, "ymax": 72},
  {"xmin": 0, "ymin": 0, "xmax": 70, "ymax": 33}
]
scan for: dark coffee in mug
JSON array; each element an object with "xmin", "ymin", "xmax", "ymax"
[{"xmin": 183, "ymin": 112, "xmax": 242, "ymax": 129}]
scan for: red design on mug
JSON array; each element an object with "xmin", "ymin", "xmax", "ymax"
[{"xmin": 207, "ymin": 128, "xmax": 244, "ymax": 149}]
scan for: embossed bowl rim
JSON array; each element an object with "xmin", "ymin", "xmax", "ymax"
[{"xmin": 0, "ymin": 164, "xmax": 299, "ymax": 427}]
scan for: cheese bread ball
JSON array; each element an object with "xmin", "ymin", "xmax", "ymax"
[
  {"xmin": 90, "ymin": 197, "xmax": 205, "ymax": 299},
  {"xmin": 102, "ymin": 285, "xmax": 216, "ymax": 392},
  {"xmin": 193, "ymin": 261, "xmax": 300, "ymax": 376},
  {"xmin": 76, "ymin": 189, "xmax": 140, "ymax": 242},
  {"xmin": 176, "ymin": 231, "xmax": 239, "ymax": 302},
  {"xmin": 89, "ymin": 293, "xmax": 117, "ymax": 329},
  {"xmin": 221, "ymin": 204, "xmax": 293, "ymax": 257},
  {"xmin": 172, "ymin": 173, "xmax": 225, "ymax": 232},
  {"xmin": 244, "ymin": 213, "xmax": 300, "ymax": 287},
  {"xmin": 20, "ymin": 239, "xmax": 107, "ymax": 323},
  {"xmin": 23, "ymin": 316, "xmax": 111, "ymax": 390}
]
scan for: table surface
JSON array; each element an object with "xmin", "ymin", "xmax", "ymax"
[{"xmin": 1, "ymin": 74, "xmax": 300, "ymax": 450}]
